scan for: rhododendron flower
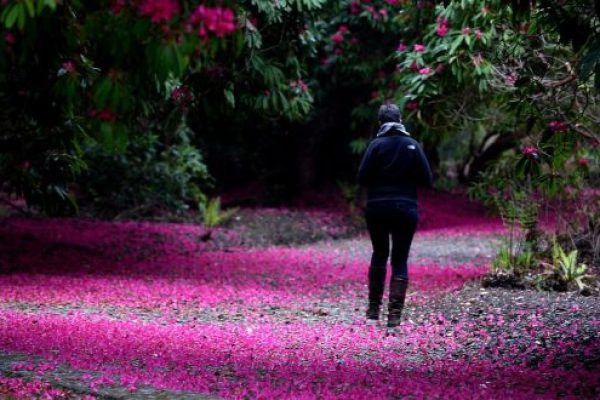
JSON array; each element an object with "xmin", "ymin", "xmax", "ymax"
[
  {"xmin": 462, "ymin": 26, "xmax": 471, "ymax": 35},
  {"xmin": 521, "ymin": 146, "xmax": 539, "ymax": 158},
  {"xmin": 290, "ymin": 80, "xmax": 308, "ymax": 92},
  {"xmin": 90, "ymin": 108, "xmax": 116, "ymax": 122},
  {"xmin": 419, "ymin": 67, "xmax": 432, "ymax": 75},
  {"xmin": 111, "ymin": 0, "xmax": 126, "ymax": 15},
  {"xmin": 379, "ymin": 8, "xmax": 388, "ymax": 17},
  {"xmin": 350, "ymin": 0, "xmax": 361, "ymax": 15},
  {"xmin": 62, "ymin": 61, "xmax": 76, "ymax": 74},
  {"xmin": 171, "ymin": 86, "xmax": 193, "ymax": 108},
  {"xmin": 414, "ymin": 43, "xmax": 426, "ymax": 52},
  {"xmin": 548, "ymin": 120, "xmax": 568, "ymax": 132},
  {"xmin": 397, "ymin": 42, "xmax": 407, "ymax": 52},
  {"xmin": 138, "ymin": 0, "xmax": 180, "ymax": 24},
  {"xmin": 472, "ymin": 54, "xmax": 483, "ymax": 66},
  {"xmin": 331, "ymin": 32, "xmax": 344, "ymax": 44},
  {"xmin": 475, "ymin": 29, "xmax": 482, "ymax": 40},
  {"xmin": 204, "ymin": 7, "xmax": 237, "ymax": 37},
  {"xmin": 436, "ymin": 24, "xmax": 449, "ymax": 37},
  {"xmin": 4, "ymin": 32, "xmax": 16, "ymax": 45},
  {"xmin": 406, "ymin": 101, "xmax": 419, "ymax": 111},
  {"xmin": 436, "ymin": 17, "xmax": 449, "ymax": 37},
  {"xmin": 338, "ymin": 25, "xmax": 349, "ymax": 34},
  {"xmin": 577, "ymin": 157, "xmax": 589, "ymax": 167},
  {"xmin": 410, "ymin": 61, "xmax": 420, "ymax": 72},
  {"xmin": 435, "ymin": 64, "xmax": 444, "ymax": 74},
  {"xmin": 190, "ymin": 5, "xmax": 237, "ymax": 38}
]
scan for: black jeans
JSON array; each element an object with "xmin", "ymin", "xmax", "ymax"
[{"xmin": 365, "ymin": 200, "xmax": 418, "ymax": 279}]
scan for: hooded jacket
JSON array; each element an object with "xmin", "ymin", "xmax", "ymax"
[{"xmin": 358, "ymin": 122, "xmax": 433, "ymax": 205}]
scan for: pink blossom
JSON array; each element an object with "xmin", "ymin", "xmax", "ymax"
[
  {"xmin": 548, "ymin": 120, "xmax": 568, "ymax": 132},
  {"xmin": 62, "ymin": 61, "xmax": 76, "ymax": 74},
  {"xmin": 414, "ymin": 43, "xmax": 426, "ymax": 52},
  {"xmin": 436, "ymin": 17, "xmax": 449, "ymax": 37},
  {"xmin": 111, "ymin": 0, "xmax": 127, "ymax": 15},
  {"xmin": 350, "ymin": 0, "xmax": 361, "ymax": 15},
  {"xmin": 189, "ymin": 5, "xmax": 237, "ymax": 38},
  {"xmin": 331, "ymin": 32, "xmax": 344, "ymax": 44},
  {"xmin": 436, "ymin": 24, "xmax": 449, "ymax": 37},
  {"xmin": 397, "ymin": 42, "xmax": 407, "ymax": 52},
  {"xmin": 4, "ymin": 32, "xmax": 16, "ymax": 45},
  {"xmin": 138, "ymin": 0, "xmax": 180, "ymax": 24},
  {"xmin": 475, "ymin": 29, "xmax": 482, "ymax": 40},
  {"xmin": 418, "ymin": 67, "xmax": 432, "ymax": 75},
  {"xmin": 406, "ymin": 101, "xmax": 419, "ymax": 111},
  {"xmin": 171, "ymin": 86, "xmax": 193, "ymax": 108},
  {"xmin": 290, "ymin": 80, "xmax": 308, "ymax": 93},
  {"xmin": 521, "ymin": 146, "xmax": 539, "ymax": 158},
  {"xmin": 338, "ymin": 25, "xmax": 349, "ymax": 34},
  {"xmin": 577, "ymin": 157, "xmax": 589, "ymax": 167},
  {"xmin": 89, "ymin": 108, "xmax": 116, "ymax": 122}
]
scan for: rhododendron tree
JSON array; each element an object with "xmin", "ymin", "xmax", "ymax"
[
  {"xmin": 0, "ymin": 0, "xmax": 598, "ymax": 220},
  {"xmin": 0, "ymin": 0, "xmax": 317, "ymax": 215}
]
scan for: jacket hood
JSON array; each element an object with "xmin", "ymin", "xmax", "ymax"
[{"xmin": 376, "ymin": 122, "xmax": 410, "ymax": 137}]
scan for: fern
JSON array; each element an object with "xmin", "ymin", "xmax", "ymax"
[
  {"xmin": 199, "ymin": 197, "xmax": 239, "ymax": 228},
  {"xmin": 552, "ymin": 240, "xmax": 589, "ymax": 290}
]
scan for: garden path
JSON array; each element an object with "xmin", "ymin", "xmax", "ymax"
[{"xmin": 0, "ymin": 200, "xmax": 598, "ymax": 399}]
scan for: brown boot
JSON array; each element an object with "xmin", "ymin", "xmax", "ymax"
[
  {"xmin": 387, "ymin": 277, "xmax": 408, "ymax": 328},
  {"xmin": 366, "ymin": 267, "xmax": 386, "ymax": 320}
]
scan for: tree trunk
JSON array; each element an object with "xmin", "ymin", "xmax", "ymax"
[{"xmin": 460, "ymin": 132, "xmax": 519, "ymax": 183}]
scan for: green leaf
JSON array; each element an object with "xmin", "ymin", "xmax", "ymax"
[
  {"xmin": 44, "ymin": 0, "xmax": 57, "ymax": 11},
  {"xmin": 5, "ymin": 4, "xmax": 21, "ymax": 29},
  {"xmin": 36, "ymin": 0, "xmax": 45, "ymax": 14},
  {"xmin": 17, "ymin": 5, "xmax": 26, "ymax": 29},
  {"xmin": 224, "ymin": 88, "xmax": 235, "ymax": 108},
  {"xmin": 449, "ymin": 35, "xmax": 464, "ymax": 55},
  {"xmin": 94, "ymin": 78, "xmax": 113, "ymax": 108},
  {"xmin": 24, "ymin": 0, "xmax": 35, "ymax": 17}
]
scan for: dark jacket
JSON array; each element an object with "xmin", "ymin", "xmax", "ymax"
[{"xmin": 358, "ymin": 124, "xmax": 433, "ymax": 205}]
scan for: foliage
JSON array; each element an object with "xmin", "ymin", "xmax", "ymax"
[
  {"xmin": 80, "ymin": 126, "xmax": 210, "ymax": 218},
  {"xmin": 552, "ymin": 242, "xmax": 587, "ymax": 290},
  {"xmin": 198, "ymin": 196, "xmax": 238, "ymax": 228},
  {"xmin": 492, "ymin": 242, "xmax": 535, "ymax": 275},
  {"xmin": 1, "ymin": 0, "xmax": 599, "ymax": 219},
  {"xmin": 337, "ymin": 180, "xmax": 363, "ymax": 224},
  {"xmin": 0, "ymin": 0, "xmax": 319, "ymax": 215}
]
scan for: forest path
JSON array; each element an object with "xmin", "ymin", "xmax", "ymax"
[{"xmin": 0, "ymin": 211, "xmax": 598, "ymax": 399}]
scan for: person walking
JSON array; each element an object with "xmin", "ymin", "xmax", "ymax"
[{"xmin": 358, "ymin": 103, "xmax": 433, "ymax": 328}]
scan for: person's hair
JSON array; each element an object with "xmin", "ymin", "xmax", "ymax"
[{"xmin": 377, "ymin": 103, "xmax": 401, "ymax": 124}]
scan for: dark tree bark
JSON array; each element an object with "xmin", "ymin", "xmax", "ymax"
[{"xmin": 459, "ymin": 132, "xmax": 519, "ymax": 183}]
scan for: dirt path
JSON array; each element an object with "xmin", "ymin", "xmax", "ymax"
[{"xmin": 0, "ymin": 214, "xmax": 598, "ymax": 399}]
